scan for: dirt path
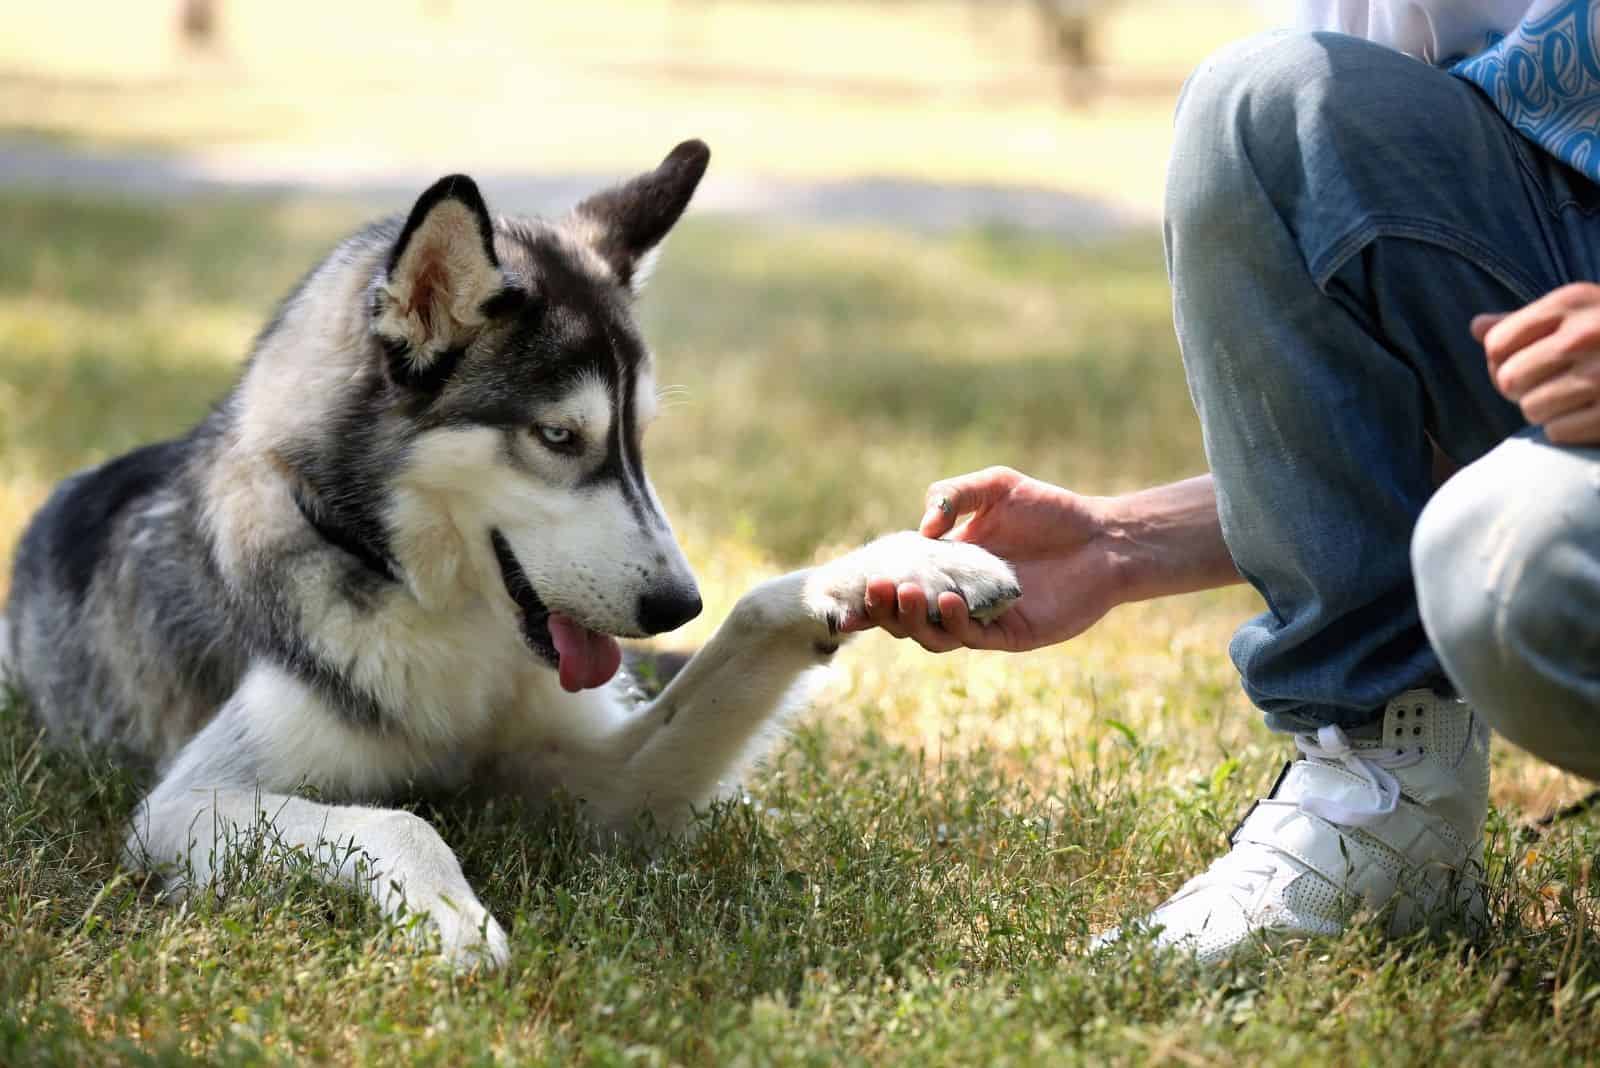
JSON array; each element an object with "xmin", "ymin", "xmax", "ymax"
[{"xmin": 0, "ymin": 138, "xmax": 1152, "ymax": 237}]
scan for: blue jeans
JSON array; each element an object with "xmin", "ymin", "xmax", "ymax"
[{"xmin": 1170, "ymin": 31, "xmax": 1600, "ymax": 740}]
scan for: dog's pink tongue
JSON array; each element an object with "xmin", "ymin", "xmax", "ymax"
[{"xmin": 547, "ymin": 613, "xmax": 622, "ymax": 692}]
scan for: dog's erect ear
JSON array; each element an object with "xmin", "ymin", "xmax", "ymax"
[
  {"xmin": 574, "ymin": 139, "xmax": 710, "ymax": 294},
  {"xmin": 372, "ymin": 174, "xmax": 520, "ymax": 392}
]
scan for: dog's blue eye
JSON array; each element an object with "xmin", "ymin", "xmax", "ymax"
[{"xmin": 534, "ymin": 425, "xmax": 576, "ymax": 449}]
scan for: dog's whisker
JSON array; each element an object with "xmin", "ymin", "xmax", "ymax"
[{"xmin": 656, "ymin": 385, "xmax": 693, "ymax": 411}]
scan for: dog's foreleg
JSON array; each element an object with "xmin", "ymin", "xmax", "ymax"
[
  {"xmin": 581, "ymin": 572, "xmax": 828, "ymax": 833},
  {"xmin": 586, "ymin": 532, "xmax": 1021, "ymax": 835},
  {"xmin": 127, "ymin": 665, "xmax": 509, "ymax": 969}
]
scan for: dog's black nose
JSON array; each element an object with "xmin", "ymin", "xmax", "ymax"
[{"xmin": 638, "ymin": 587, "xmax": 703, "ymax": 635}]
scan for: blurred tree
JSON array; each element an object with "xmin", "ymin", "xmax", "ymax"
[
  {"xmin": 667, "ymin": 0, "xmax": 1122, "ymax": 108},
  {"xmin": 179, "ymin": 0, "xmax": 219, "ymax": 49},
  {"xmin": 1029, "ymin": 0, "xmax": 1120, "ymax": 103}
]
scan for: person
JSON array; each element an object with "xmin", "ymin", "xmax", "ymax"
[{"xmin": 846, "ymin": 3, "xmax": 1600, "ymax": 963}]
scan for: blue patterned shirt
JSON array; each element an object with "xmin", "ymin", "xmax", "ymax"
[{"xmin": 1450, "ymin": 0, "xmax": 1600, "ymax": 181}]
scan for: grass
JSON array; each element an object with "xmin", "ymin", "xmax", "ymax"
[{"xmin": 4, "ymin": 189, "xmax": 1600, "ymax": 1064}]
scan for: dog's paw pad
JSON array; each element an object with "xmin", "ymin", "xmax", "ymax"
[
  {"xmin": 964, "ymin": 577, "xmax": 1023, "ymax": 623},
  {"xmin": 809, "ymin": 531, "xmax": 1020, "ymax": 628}
]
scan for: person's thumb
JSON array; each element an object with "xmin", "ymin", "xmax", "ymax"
[{"xmin": 919, "ymin": 468, "xmax": 1014, "ymax": 537}]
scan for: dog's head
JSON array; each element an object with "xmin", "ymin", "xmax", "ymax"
[{"xmin": 367, "ymin": 142, "xmax": 710, "ymax": 691}]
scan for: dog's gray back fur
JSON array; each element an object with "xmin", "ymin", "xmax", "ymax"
[{"xmin": 8, "ymin": 428, "xmax": 241, "ymax": 763}]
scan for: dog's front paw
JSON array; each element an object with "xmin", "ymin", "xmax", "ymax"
[
  {"xmin": 804, "ymin": 531, "xmax": 1021, "ymax": 632},
  {"xmin": 422, "ymin": 896, "xmax": 511, "ymax": 972}
]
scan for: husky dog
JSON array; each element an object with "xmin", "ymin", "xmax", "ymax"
[{"xmin": 1, "ymin": 141, "xmax": 1019, "ymax": 968}]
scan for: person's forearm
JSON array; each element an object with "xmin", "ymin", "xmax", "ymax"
[{"xmin": 1091, "ymin": 474, "xmax": 1242, "ymax": 603}]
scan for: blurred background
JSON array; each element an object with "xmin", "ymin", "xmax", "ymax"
[
  {"xmin": 1, "ymin": 0, "xmax": 1277, "ymax": 218},
  {"xmin": 0, "ymin": 0, "xmax": 1583, "ymax": 823}
]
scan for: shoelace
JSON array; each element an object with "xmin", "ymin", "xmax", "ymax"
[{"xmin": 1294, "ymin": 725, "xmax": 1418, "ymax": 828}]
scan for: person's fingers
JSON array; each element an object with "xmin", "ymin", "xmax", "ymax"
[
  {"xmin": 837, "ymin": 608, "xmax": 878, "ymax": 633},
  {"xmin": 912, "ymin": 626, "xmax": 963, "ymax": 653},
  {"xmin": 920, "ymin": 467, "xmax": 1018, "ymax": 537},
  {"xmin": 1495, "ymin": 330, "xmax": 1591, "ymax": 400},
  {"xmin": 1484, "ymin": 311, "xmax": 1562, "ymax": 375},
  {"xmin": 862, "ymin": 578, "xmax": 898, "ymax": 620},
  {"xmin": 932, "ymin": 591, "xmax": 998, "ymax": 650},
  {"xmin": 1545, "ymin": 403, "xmax": 1600, "ymax": 446},
  {"xmin": 920, "ymin": 481, "xmax": 969, "ymax": 537},
  {"xmin": 1470, "ymin": 312, "xmax": 1509, "ymax": 344},
  {"xmin": 1482, "ymin": 285, "xmax": 1600, "ymax": 371},
  {"xmin": 891, "ymin": 583, "xmax": 964, "ymax": 652},
  {"xmin": 935, "ymin": 591, "xmax": 971, "ymax": 628},
  {"xmin": 837, "ymin": 577, "xmax": 907, "ymax": 636},
  {"xmin": 895, "ymin": 582, "xmax": 929, "ymax": 623},
  {"xmin": 1520, "ymin": 362, "xmax": 1600, "ymax": 424},
  {"xmin": 839, "ymin": 574, "xmax": 1020, "ymax": 653},
  {"xmin": 918, "ymin": 487, "xmax": 957, "ymax": 537}
]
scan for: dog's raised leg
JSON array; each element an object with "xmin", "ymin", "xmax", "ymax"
[
  {"xmin": 127, "ymin": 665, "xmax": 509, "ymax": 969},
  {"xmin": 581, "ymin": 532, "xmax": 1019, "ymax": 835}
]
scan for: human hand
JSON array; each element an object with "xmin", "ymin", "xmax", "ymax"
[
  {"xmin": 1476, "ymin": 283, "xmax": 1600, "ymax": 445},
  {"xmin": 840, "ymin": 467, "xmax": 1124, "ymax": 653}
]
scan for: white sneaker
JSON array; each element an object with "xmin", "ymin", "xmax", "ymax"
[{"xmin": 1094, "ymin": 688, "xmax": 1490, "ymax": 964}]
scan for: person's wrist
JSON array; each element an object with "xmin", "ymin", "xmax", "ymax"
[{"xmin": 1079, "ymin": 492, "xmax": 1143, "ymax": 609}]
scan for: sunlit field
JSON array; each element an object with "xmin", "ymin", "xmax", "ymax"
[
  {"xmin": 0, "ymin": 0, "xmax": 1273, "ymax": 219},
  {"xmin": 4, "ymin": 188, "xmax": 1600, "ymax": 1065}
]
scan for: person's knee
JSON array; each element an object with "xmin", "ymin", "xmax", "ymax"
[
  {"xmin": 1414, "ymin": 438, "xmax": 1600, "ymax": 775},
  {"xmin": 1168, "ymin": 30, "xmax": 1454, "ymax": 250},
  {"xmin": 1167, "ymin": 32, "xmax": 1329, "ymax": 240},
  {"xmin": 1173, "ymin": 30, "xmax": 1330, "ymax": 140}
]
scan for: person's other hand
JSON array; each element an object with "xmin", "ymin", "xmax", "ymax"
[{"xmin": 1477, "ymin": 283, "xmax": 1600, "ymax": 445}]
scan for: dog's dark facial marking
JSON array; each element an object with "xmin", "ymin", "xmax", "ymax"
[
  {"xmin": 272, "ymin": 642, "xmax": 395, "ymax": 731},
  {"xmin": 575, "ymin": 139, "xmax": 710, "ymax": 290},
  {"xmin": 416, "ymin": 230, "xmax": 632, "ymax": 433},
  {"xmin": 374, "ymin": 341, "xmax": 421, "ymax": 398},
  {"xmin": 399, "ymin": 342, "xmax": 469, "ymax": 395},
  {"xmin": 490, "ymin": 528, "xmax": 559, "ymax": 665},
  {"xmin": 290, "ymin": 486, "xmax": 399, "ymax": 585},
  {"xmin": 414, "ymin": 223, "xmax": 666, "ymax": 534},
  {"xmin": 281, "ymin": 372, "xmax": 404, "ymax": 599},
  {"xmin": 478, "ymin": 285, "xmax": 533, "ymax": 321},
  {"xmin": 580, "ymin": 324, "xmax": 654, "ymax": 525}
]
